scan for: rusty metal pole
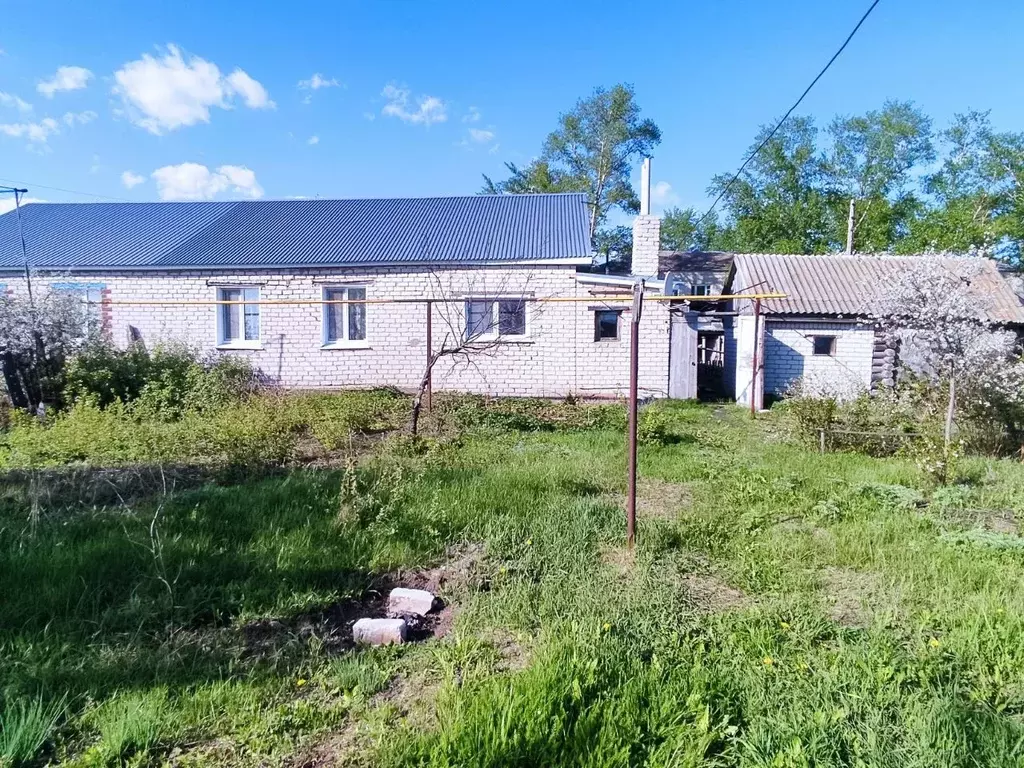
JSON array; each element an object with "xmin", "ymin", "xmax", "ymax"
[
  {"xmin": 750, "ymin": 297, "xmax": 761, "ymax": 418},
  {"xmin": 425, "ymin": 300, "xmax": 433, "ymax": 412},
  {"xmin": 626, "ymin": 280, "xmax": 644, "ymax": 548}
]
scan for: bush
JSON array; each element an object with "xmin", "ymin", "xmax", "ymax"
[
  {"xmin": 440, "ymin": 395, "xmax": 626, "ymax": 434},
  {"xmin": 63, "ymin": 343, "xmax": 257, "ymax": 420}
]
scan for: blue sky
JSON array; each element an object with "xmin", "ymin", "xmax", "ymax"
[{"xmin": 2, "ymin": 0, "xmax": 1023, "ymax": 218}]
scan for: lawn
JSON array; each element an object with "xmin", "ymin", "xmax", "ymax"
[{"xmin": 1, "ymin": 397, "xmax": 1023, "ymax": 766}]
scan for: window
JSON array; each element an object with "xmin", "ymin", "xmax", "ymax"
[
  {"xmin": 217, "ymin": 286, "xmax": 260, "ymax": 346},
  {"xmin": 465, "ymin": 299, "xmax": 528, "ymax": 340},
  {"xmin": 594, "ymin": 310, "xmax": 620, "ymax": 341},
  {"xmin": 812, "ymin": 335, "xmax": 836, "ymax": 356},
  {"xmin": 691, "ymin": 284, "xmax": 711, "ymax": 296},
  {"xmin": 323, "ymin": 286, "xmax": 367, "ymax": 346},
  {"xmin": 53, "ymin": 282, "xmax": 104, "ymax": 338}
]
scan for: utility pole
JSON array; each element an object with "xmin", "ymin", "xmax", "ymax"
[
  {"xmin": 1, "ymin": 186, "xmax": 32, "ymax": 301},
  {"xmin": 625, "ymin": 279, "xmax": 644, "ymax": 548},
  {"xmin": 846, "ymin": 199, "xmax": 856, "ymax": 255}
]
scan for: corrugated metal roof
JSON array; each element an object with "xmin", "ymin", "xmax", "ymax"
[
  {"xmin": 731, "ymin": 253, "xmax": 1024, "ymax": 324},
  {"xmin": 0, "ymin": 194, "xmax": 592, "ymax": 271}
]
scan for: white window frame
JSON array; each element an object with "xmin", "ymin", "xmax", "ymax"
[
  {"xmin": 321, "ymin": 285, "xmax": 370, "ymax": 349},
  {"xmin": 216, "ymin": 286, "xmax": 262, "ymax": 349},
  {"xmin": 52, "ymin": 282, "xmax": 104, "ymax": 339},
  {"xmin": 691, "ymin": 284, "xmax": 712, "ymax": 296},
  {"xmin": 464, "ymin": 297, "xmax": 531, "ymax": 342}
]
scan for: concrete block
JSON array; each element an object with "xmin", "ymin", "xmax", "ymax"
[
  {"xmin": 388, "ymin": 587, "xmax": 440, "ymax": 616},
  {"xmin": 353, "ymin": 617, "xmax": 407, "ymax": 646}
]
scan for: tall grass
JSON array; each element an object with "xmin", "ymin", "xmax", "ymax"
[
  {"xmin": 0, "ymin": 694, "xmax": 66, "ymax": 766},
  {"xmin": 1, "ymin": 397, "xmax": 1023, "ymax": 764}
]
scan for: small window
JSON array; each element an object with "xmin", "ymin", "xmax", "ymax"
[
  {"xmin": 691, "ymin": 284, "xmax": 711, "ymax": 296},
  {"xmin": 323, "ymin": 286, "xmax": 367, "ymax": 346},
  {"xmin": 218, "ymin": 286, "xmax": 260, "ymax": 346},
  {"xmin": 594, "ymin": 310, "xmax": 620, "ymax": 341},
  {"xmin": 812, "ymin": 335, "xmax": 836, "ymax": 356},
  {"xmin": 465, "ymin": 299, "xmax": 528, "ymax": 340}
]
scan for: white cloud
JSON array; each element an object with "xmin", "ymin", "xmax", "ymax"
[
  {"xmin": 226, "ymin": 69, "xmax": 275, "ymax": 109},
  {"xmin": 151, "ymin": 162, "xmax": 264, "ymax": 201},
  {"xmin": 467, "ymin": 127, "xmax": 495, "ymax": 144},
  {"xmin": 0, "ymin": 92, "xmax": 32, "ymax": 113},
  {"xmin": 113, "ymin": 45, "xmax": 273, "ymax": 134},
  {"xmin": 121, "ymin": 170, "xmax": 145, "ymax": 189},
  {"xmin": 0, "ymin": 196, "xmax": 45, "ymax": 215},
  {"xmin": 380, "ymin": 83, "xmax": 446, "ymax": 126},
  {"xmin": 62, "ymin": 110, "xmax": 97, "ymax": 126},
  {"xmin": 651, "ymin": 180, "xmax": 680, "ymax": 210},
  {"xmin": 462, "ymin": 106, "xmax": 481, "ymax": 123},
  {"xmin": 488, "ymin": 142, "xmax": 501, "ymax": 155},
  {"xmin": 306, "ymin": 135, "xmax": 319, "ymax": 146},
  {"xmin": 298, "ymin": 73, "xmax": 340, "ymax": 90},
  {"xmin": 0, "ymin": 117, "xmax": 60, "ymax": 143},
  {"xmin": 37, "ymin": 65, "xmax": 93, "ymax": 98}
]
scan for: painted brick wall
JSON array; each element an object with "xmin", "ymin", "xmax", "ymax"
[
  {"xmin": 763, "ymin": 320, "xmax": 874, "ymax": 397},
  {"xmin": 8, "ymin": 264, "xmax": 670, "ymax": 398}
]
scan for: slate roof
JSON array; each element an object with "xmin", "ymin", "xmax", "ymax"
[
  {"xmin": 730, "ymin": 253, "xmax": 1024, "ymax": 324},
  {"xmin": 0, "ymin": 194, "xmax": 592, "ymax": 271},
  {"xmin": 658, "ymin": 250, "xmax": 734, "ymax": 276}
]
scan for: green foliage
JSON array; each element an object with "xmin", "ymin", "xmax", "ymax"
[
  {"xmin": 3, "ymin": 402, "xmax": 1024, "ymax": 765},
  {"xmin": 441, "ymin": 395, "xmax": 626, "ymax": 434},
  {"xmin": 636, "ymin": 407, "xmax": 674, "ymax": 446},
  {"xmin": 486, "ymin": 83, "xmax": 660, "ymax": 244},
  {"xmin": 0, "ymin": 694, "xmax": 66, "ymax": 767},
  {"xmin": 63, "ymin": 343, "xmax": 256, "ymax": 420}
]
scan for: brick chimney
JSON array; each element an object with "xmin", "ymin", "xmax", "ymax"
[{"xmin": 631, "ymin": 157, "xmax": 661, "ymax": 277}]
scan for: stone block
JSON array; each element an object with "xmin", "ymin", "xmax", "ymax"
[
  {"xmin": 352, "ymin": 617, "xmax": 407, "ymax": 646},
  {"xmin": 388, "ymin": 587, "xmax": 440, "ymax": 617}
]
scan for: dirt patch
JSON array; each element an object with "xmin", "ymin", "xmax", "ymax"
[
  {"xmin": 681, "ymin": 570, "xmax": 748, "ymax": 613},
  {"xmin": 820, "ymin": 566, "xmax": 889, "ymax": 629},
  {"xmin": 398, "ymin": 542, "xmax": 489, "ymax": 598},
  {"xmin": 978, "ymin": 509, "xmax": 1018, "ymax": 535},
  {"xmin": 606, "ymin": 478, "xmax": 692, "ymax": 520},
  {"xmin": 288, "ymin": 721, "xmax": 370, "ymax": 768},
  {"xmin": 600, "ymin": 544, "xmax": 636, "ymax": 578}
]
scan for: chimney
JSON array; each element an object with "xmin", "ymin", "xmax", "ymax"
[{"xmin": 631, "ymin": 157, "xmax": 661, "ymax": 277}]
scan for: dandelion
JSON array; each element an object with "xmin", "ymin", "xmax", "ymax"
[
  {"xmin": 780, "ymin": 622, "xmax": 791, "ymax": 631},
  {"xmin": 928, "ymin": 637, "xmax": 941, "ymax": 649},
  {"xmin": 602, "ymin": 623, "xmax": 612, "ymax": 633},
  {"xmin": 797, "ymin": 661, "xmax": 809, "ymax": 672},
  {"xmin": 526, "ymin": 538, "xmax": 533, "ymax": 546},
  {"xmin": 762, "ymin": 656, "xmax": 774, "ymax": 666},
  {"xmin": 296, "ymin": 678, "xmax": 308, "ymax": 687}
]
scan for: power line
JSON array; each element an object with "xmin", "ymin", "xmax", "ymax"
[
  {"xmin": 0, "ymin": 176, "xmax": 132, "ymax": 203},
  {"xmin": 695, "ymin": 0, "xmax": 882, "ymax": 227}
]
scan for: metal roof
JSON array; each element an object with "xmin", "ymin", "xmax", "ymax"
[
  {"xmin": 0, "ymin": 194, "xmax": 592, "ymax": 271},
  {"xmin": 731, "ymin": 252, "xmax": 1024, "ymax": 324}
]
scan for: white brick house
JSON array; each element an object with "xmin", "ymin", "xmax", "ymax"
[{"xmin": 0, "ymin": 193, "xmax": 672, "ymax": 399}]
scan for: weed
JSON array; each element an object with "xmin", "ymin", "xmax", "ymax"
[{"xmin": 0, "ymin": 694, "xmax": 66, "ymax": 767}]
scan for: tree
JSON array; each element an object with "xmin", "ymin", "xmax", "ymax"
[
  {"xmin": 660, "ymin": 207, "xmax": 723, "ymax": 252},
  {"xmin": 708, "ymin": 117, "xmax": 837, "ymax": 253},
  {"xmin": 0, "ymin": 287, "xmax": 88, "ymax": 413},
  {"xmin": 867, "ymin": 257, "xmax": 1024, "ymax": 450},
  {"xmin": 827, "ymin": 100, "xmax": 933, "ymax": 252},
  {"xmin": 902, "ymin": 111, "xmax": 1024, "ymax": 263},
  {"xmin": 410, "ymin": 273, "xmax": 538, "ymax": 436},
  {"xmin": 481, "ymin": 160, "xmax": 581, "ymax": 196},
  {"xmin": 485, "ymin": 84, "xmax": 661, "ymax": 240},
  {"xmin": 591, "ymin": 226, "xmax": 632, "ymax": 274}
]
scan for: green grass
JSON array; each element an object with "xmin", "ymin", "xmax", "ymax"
[{"xmin": 1, "ymin": 396, "xmax": 1023, "ymax": 765}]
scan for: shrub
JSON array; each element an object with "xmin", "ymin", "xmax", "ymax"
[
  {"xmin": 637, "ymin": 408, "xmax": 674, "ymax": 447},
  {"xmin": 63, "ymin": 343, "xmax": 257, "ymax": 420}
]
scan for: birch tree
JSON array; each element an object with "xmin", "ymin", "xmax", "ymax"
[{"xmin": 484, "ymin": 84, "xmax": 661, "ymax": 241}]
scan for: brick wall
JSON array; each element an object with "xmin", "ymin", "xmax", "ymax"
[
  {"xmin": 631, "ymin": 215, "xmax": 661, "ymax": 277},
  {"xmin": 6, "ymin": 264, "xmax": 670, "ymax": 398},
  {"xmin": 763, "ymin": 320, "xmax": 873, "ymax": 398}
]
